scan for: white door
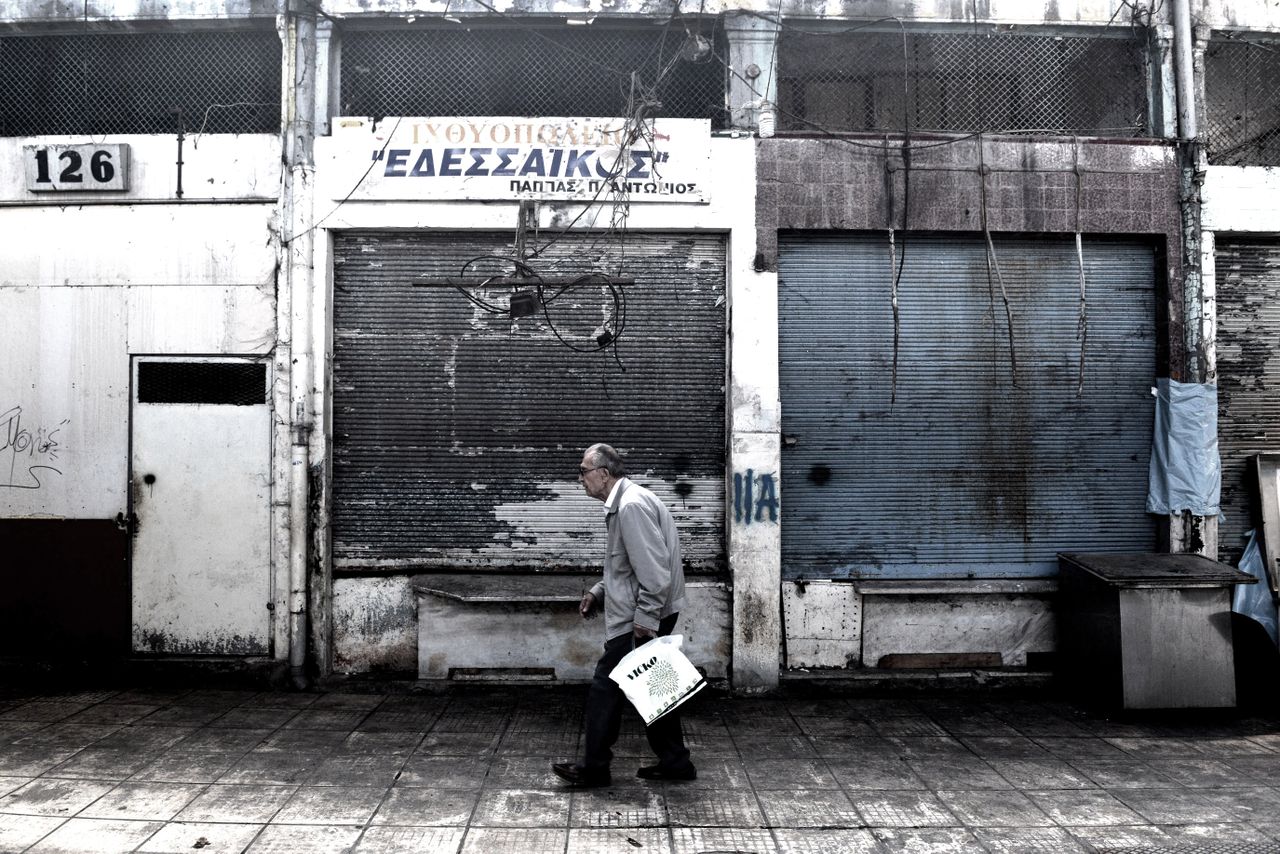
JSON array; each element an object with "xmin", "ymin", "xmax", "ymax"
[{"xmin": 130, "ymin": 357, "xmax": 271, "ymax": 655}]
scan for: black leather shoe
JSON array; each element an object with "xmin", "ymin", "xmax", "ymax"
[
  {"xmin": 552, "ymin": 762, "xmax": 611, "ymax": 787},
  {"xmin": 637, "ymin": 762, "xmax": 697, "ymax": 781}
]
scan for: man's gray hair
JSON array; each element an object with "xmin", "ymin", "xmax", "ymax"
[{"xmin": 586, "ymin": 443, "xmax": 627, "ymax": 477}]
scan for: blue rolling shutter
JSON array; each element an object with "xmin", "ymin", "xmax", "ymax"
[{"xmin": 778, "ymin": 233, "xmax": 1157, "ymax": 580}]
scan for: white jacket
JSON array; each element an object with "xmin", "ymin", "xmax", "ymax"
[{"xmin": 589, "ymin": 478, "xmax": 686, "ymax": 640}]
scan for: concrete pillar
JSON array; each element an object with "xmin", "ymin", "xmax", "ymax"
[
  {"xmin": 314, "ymin": 19, "xmax": 335, "ymax": 137},
  {"xmin": 722, "ymin": 11, "xmax": 783, "ymax": 690},
  {"xmin": 728, "ymin": 431, "xmax": 783, "ymax": 690},
  {"xmin": 1151, "ymin": 26, "xmax": 1178, "ymax": 140},
  {"xmin": 278, "ymin": 0, "xmax": 319, "ymax": 685},
  {"xmin": 727, "ymin": 243, "xmax": 782, "ymax": 690},
  {"xmin": 1169, "ymin": 23, "xmax": 1215, "ymax": 559}
]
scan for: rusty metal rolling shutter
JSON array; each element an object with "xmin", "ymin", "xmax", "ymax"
[
  {"xmin": 332, "ymin": 231, "xmax": 726, "ymax": 574},
  {"xmin": 1216, "ymin": 238, "xmax": 1280, "ymax": 565},
  {"xmin": 778, "ymin": 233, "xmax": 1158, "ymax": 580}
]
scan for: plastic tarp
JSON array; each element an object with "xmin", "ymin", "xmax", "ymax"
[
  {"xmin": 1146, "ymin": 378, "xmax": 1221, "ymax": 516},
  {"xmin": 1233, "ymin": 530, "xmax": 1278, "ymax": 647}
]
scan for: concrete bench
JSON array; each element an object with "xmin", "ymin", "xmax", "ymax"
[
  {"xmin": 782, "ymin": 577, "xmax": 1058, "ymax": 670},
  {"xmin": 855, "ymin": 579, "xmax": 1057, "ymax": 669},
  {"xmin": 415, "ymin": 574, "xmax": 730, "ymax": 682}
]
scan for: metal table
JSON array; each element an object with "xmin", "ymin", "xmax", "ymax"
[{"xmin": 1057, "ymin": 553, "xmax": 1256, "ymax": 709}]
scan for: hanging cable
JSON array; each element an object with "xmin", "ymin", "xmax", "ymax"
[
  {"xmin": 537, "ymin": 271, "xmax": 629, "ymax": 370},
  {"xmin": 450, "ymin": 257, "xmax": 629, "ymax": 366},
  {"xmin": 889, "ymin": 18, "xmax": 912, "ymax": 405},
  {"xmin": 1073, "ymin": 137, "xmax": 1089, "ymax": 397},
  {"xmin": 283, "ymin": 116, "xmax": 403, "ymax": 246},
  {"xmin": 977, "ymin": 133, "xmax": 1018, "ymax": 387},
  {"xmin": 887, "ymin": 227, "xmax": 901, "ymax": 404}
]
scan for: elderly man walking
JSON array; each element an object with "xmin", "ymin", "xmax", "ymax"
[{"xmin": 552, "ymin": 443, "xmax": 696, "ymax": 787}]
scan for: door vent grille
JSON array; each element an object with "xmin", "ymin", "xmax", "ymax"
[{"xmin": 137, "ymin": 362, "xmax": 267, "ymax": 405}]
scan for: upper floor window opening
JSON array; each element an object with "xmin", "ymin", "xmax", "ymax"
[
  {"xmin": 1206, "ymin": 33, "xmax": 1280, "ymax": 166},
  {"xmin": 0, "ymin": 26, "xmax": 282, "ymax": 138},
  {"xmin": 776, "ymin": 26, "xmax": 1152, "ymax": 138},
  {"xmin": 338, "ymin": 20, "xmax": 728, "ymax": 128}
]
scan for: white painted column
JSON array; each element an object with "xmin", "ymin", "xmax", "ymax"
[
  {"xmin": 727, "ymin": 250, "xmax": 782, "ymax": 691},
  {"xmin": 722, "ymin": 11, "xmax": 784, "ymax": 690},
  {"xmin": 724, "ymin": 11, "xmax": 780, "ymax": 134}
]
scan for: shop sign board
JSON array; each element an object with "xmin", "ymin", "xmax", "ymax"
[{"xmin": 329, "ymin": 116, "xmax": 709, "ymax": 204}]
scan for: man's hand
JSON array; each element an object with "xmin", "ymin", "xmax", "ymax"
[
  {"xmin": 633, "ymin": 624, "xmax": 657, "ymax": 642},
  {"xmin": 579, "ymin": 591, "xmax": 600, "ymax": 619}
]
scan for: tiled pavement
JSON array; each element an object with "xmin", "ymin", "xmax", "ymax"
[{"xmin": 3, "ymin": 685, "xmax": 1280, "ymax": 852}]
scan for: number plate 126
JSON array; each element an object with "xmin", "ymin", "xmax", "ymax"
[{"xmin": 25, "ymin": 143, "xmax": 131, "ymax": 192}]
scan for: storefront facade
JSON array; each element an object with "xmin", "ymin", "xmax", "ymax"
[{"xmin": 3, "ymin": 0, "xmax": 1278, "ymax": 688}]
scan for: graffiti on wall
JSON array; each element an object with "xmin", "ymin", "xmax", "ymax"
[
  {"xmin": 733, "ymin": 469, "xmax": 779, "ymax": 525},
  {"xmin": 1, "ymin": 406, "xmax": 69, "ymax": 490}
]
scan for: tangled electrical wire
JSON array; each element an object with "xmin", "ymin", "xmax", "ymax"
[{"xmin": 452, "ymin": 255, "xmax": 629, "ymax": 370}]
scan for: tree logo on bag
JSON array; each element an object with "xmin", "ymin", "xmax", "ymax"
[{"xmin": 646, "ymin": 659, "xmax": 680, "ymax": 698}]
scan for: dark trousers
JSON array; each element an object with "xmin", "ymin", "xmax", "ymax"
[{"xmin": 582, "ymin": 612, "xmax": 691, "ymax": 772}]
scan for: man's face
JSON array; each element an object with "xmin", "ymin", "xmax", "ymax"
[{"xmin": 578, "ymin": 451, "xmax": 610, "ymax": 501}]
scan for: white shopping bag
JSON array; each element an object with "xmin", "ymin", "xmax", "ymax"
[{"xmin": 608, "ymin": 634, "xmax": 706, "ymax": 725}]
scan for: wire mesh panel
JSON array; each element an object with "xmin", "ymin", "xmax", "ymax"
[
  {"xmin": 1206, "ymin": 35, "xmax": 1280, "ymax": 166},
  {"xmin": 340, "ymin": 23, "xmax": 726, "ymax": 127},
  {"xmin": 137, "ymin": 362, "xmax": 268, "ymax": 406},
  {"xmin": 0, "ymin": 27, "xmax": 281, "ymax": 137},
  {"xmin": 777, "ymin": 28, "xmax": 1150, "ymax": 136}
]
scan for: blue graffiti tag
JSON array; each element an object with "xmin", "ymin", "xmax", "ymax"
[{"xmin": 733, "ymin": 469, "xmax": 779, "ymax": 525}]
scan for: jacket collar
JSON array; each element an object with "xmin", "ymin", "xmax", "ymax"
[{"xmin": 603, "ymin": 477, "xmax": 630, "ymax": 515}]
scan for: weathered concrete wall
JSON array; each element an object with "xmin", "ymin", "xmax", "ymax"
[
  {"xmin": 757, "ymin": 135, "xmax": 1185, "ymax": 375},
  {"xmin": 859, "ymin": 585, "xmax": 1056, "ymax": 668},
  {"xmin": 757, "ymin": 136, "xmax": 1180, "ymax": 259},
  {"xmin": 0, "ymin": 136, "xmax": 280, "ymax": 204},
  {"xmin": 16, "ymin": 0, "xmax": 1275, "ymax": 31},
  {"xmin": 1203, "ymin": 166, "xmax": 1280, "ymax": 233},
  {"xmin": 782, "ymin": 580, "xmax": 1056, "ymax": 669},
  {"xmin": 1197, "ymin": 1, "xmax": 1280, "ymax": 30},
  {"xmin": 0, "ymin": 134, "xmax": 280, "ymax": 661},
  {"xmin": 0, "ymin": 0, "xmax": 274, "ymax": 21},
  {"xmin": 0, "ymin": 203, "xmax": 276, "ymax": 521},
  {"xmin": 317, "ymin": 0, "xmax": 1173, "ymax": 26},
  {"xmin": 781, "ymin": 580, "xmax": 860, "ymax": 668},
  {"xmin": 332, "ymin": 576, "xmax": 419, "ymax": 673},
  {"xmin": 332, "ymin": 576, "xmax": 733, "ymax": 679}
]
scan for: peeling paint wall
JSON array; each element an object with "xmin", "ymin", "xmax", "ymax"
[
  {"xmin": 0, "ymin": 132, "xmax": 281, "ymax": 660},
  {"xmin": 0, "ymin": 201, "xmax": 277, "ymax": 519},
  {"xmin": 333, "ymin": 577, "xmax": 733, "ymax": 679},
  {"xmin": 332, "ymin": 576, "xmax": 420, "ymax": 673},
  {"xmin": 18, "ymin": 0, "xmax": 1261, "ymax": 26},
  {"xmin": 314, "ymin": 0, "xmax": 1175, "ymax": 26},
  {"xmin": 1204, "ymin": 166, "xmax": 1280, "ymax": 233},
  {"xmin": 861, "ymin": 590, "xmax": 1056, "ymax": 668},
  {"xmin": 781, "ymin": 581, "xmax": 861, "ymax": 669},
  {"xmin": 0, "ymin": 0, "xmax": 274, "ymax": 21}
]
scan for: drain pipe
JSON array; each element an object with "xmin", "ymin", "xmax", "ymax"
[
  {"xmin": 1172, "ymin": 0, "xmax": 1197, "ymax": 140},
  {"xmin": 282, "ymin": 0, "xmax": 318, "ymax": 688}
]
